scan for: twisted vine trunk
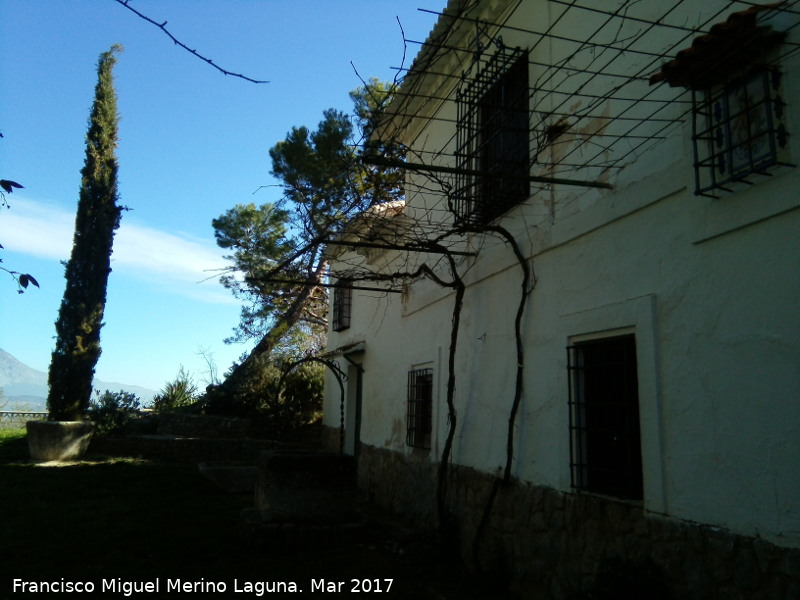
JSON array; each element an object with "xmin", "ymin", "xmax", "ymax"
[
  {"xmin": 436, "ymin": 268, "xmax": 465, "ymax": 529},
  {"xmin": 471, "ymin": 225, "xmax": 535, "ymax": 565}
]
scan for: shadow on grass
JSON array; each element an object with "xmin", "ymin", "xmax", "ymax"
[
  {"xmin": 1, "ymin": 457, "xmax": 248, "ymax": 582},
  {"xmin": 0, "ymin": 429, "xmax": 29, "ymax": 462},
  {"xmin": 0, "ymin": 433, "xmax": 505, "ymax": 599}
]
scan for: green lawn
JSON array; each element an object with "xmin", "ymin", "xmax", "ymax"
[{"xmin": 0, "ymin": 432, "xmax": 502, "ymax": 599}]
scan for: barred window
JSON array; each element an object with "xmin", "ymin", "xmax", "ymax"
[
  {"xmin": 332, "ymin": 280, "xmax": 352, "ymax": 332},
  {"xmin": 693, "ymin": 67, "xmax": 790, "ymax": 196},
  {"xmin": 455, "ymin": 48, "xmax": 530, "ymax": 225},
  {"xmin": 568, "ymin": 335, "xmax": 643, "ymax": 500},
  {"xmin": 406, "ymin": 368, "xmax": 433, "ymax": 449}
]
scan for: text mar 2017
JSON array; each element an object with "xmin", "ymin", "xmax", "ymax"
[{"xmin": 311, "ymin": 579, "xmax": 394, "ymax": 593}]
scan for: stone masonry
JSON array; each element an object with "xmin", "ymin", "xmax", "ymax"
[{"xmin": 353, "ymin": 441, "xmax": 800, "ymax": 600}]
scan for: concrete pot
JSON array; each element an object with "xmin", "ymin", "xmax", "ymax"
[{"xmin": 26, "ymin": 420, "xmax": 95, "ymax": 461}]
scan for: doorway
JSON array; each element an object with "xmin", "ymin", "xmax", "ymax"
[{"xmin": 344, "ymin": 363, "xmax": 363, "ymax": 457}]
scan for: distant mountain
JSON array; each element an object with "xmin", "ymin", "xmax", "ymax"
[{"xmin": 0, "ymin": 348, "xmax": 156, "ymax": 410}]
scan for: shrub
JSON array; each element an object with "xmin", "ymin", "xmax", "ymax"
[
  {"xmin": 88, "ymin": 390, "xmax": 141, "ymax": 436},
  {"xmin": 204, "ymin": 355, "xmax": 323, "ymax": 430},
  {"xmin": 271, "ymin": 360, "xmax": 324, "ymax": 427},
  {"xmin": 151, "ymin": 367, "xmax": 199, "ymax": 412},
  {"xmin": 250, "ymin": 357, "xmax": 324, "ymax": 431}
]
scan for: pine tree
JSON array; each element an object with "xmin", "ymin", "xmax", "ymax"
[
  {"xmin": 47, "ymin": 45, "xmax": 125, "ymax": 421},
  {"xmin": 206, "ymin": 83, "xmax": 401, "ymax": 413}
]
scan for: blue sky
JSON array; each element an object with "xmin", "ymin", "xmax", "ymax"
[{"xmin": 0, "ymin": 0, "xmax": 443, "ymax": 392}]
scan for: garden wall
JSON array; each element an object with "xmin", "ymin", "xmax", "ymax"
[
  {"xmin": 156, "ymin": 413, "xmax": 253, "ymax": 438},
  {"xmin": 91, "ymin": 415, "xmax": 322, "ymax": 463},
  {"xmin": 90, "ymin": 435, "xmax": 278, "ymax": 463}
]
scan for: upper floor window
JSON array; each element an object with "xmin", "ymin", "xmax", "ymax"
[
  {"xmin": 568, "ymin": 334, "xmax": 643, "ymax": 500},
  {"xmin": 332, "ymin": 280, "xmax": 352, "ymax": 332},
  {"xmin": 693, "ymin": 67, "xmax": 789, "ymax": 196},
  {"xmin": 649, "ymin": 5, "xmax": 790, "ymax": 197},
  {"xmin": 455, "ymin": 48, "xmax": 530, "ymax": 225}
]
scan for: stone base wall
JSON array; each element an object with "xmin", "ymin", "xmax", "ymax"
[
  {"xmin": 357, "ymin": 443, "xmax": 800, "ymax": 599},
  {"xmin": 357, "ymin": 442, "xmax": 439, "ymax": 527}
]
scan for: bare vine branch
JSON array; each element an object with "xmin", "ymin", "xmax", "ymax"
[{"xmin": 114, "ymin": 0, "xmax": 269, "ymax": 84}]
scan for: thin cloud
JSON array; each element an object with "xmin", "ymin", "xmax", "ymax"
[
  {"xmin": 0, "ymin": 199, "xmax": 73, "ymax": 260},
  {"xmin": 0, "ymin": 198, "xmax": 235, "ymax": 304}
]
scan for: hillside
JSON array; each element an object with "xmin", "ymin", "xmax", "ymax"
[{"xmin": 0, "ymin": 349, "xmax": 156, "ymax": 410}]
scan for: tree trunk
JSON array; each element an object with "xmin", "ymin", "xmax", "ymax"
[{"xmin": 206, "ymin": 261, "xmax": 327, "ymax": 413}]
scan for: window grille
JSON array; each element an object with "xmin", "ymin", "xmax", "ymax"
[
  {"xmin": 332, "ymin": 280, "xmax": 352, "ymax": 332},
  {"xmin": 567, "ymin": 335, "xmax": 643, "ymax": 500},
  {"xmin": 693, "ymin": 67, "xmax": 790, "ymax": 196},
  {"xmin": 406, "ymin": 368, "xmax": 433, "ymax": 449},
  {"xmin": 454, "ymin": 47, "xmax": 530, "ymax": 225}
]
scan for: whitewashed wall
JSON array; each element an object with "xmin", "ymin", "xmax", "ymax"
[{"xmin": 324, "ymin": 0, "xmax": 800, "ymax": 549}]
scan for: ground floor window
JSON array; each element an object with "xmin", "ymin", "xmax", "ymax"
[
  {"xmin": 568, "ymin": 334, "xmax": 643, "ymax": 500},
  {"xmin": 406, "ymin": 368, "xmax": 433, "ymax": 449}
]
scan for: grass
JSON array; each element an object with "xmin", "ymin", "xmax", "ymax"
[
  {"xmin": 0, "ymin": 428, "xmax": 26, "ymax": 437},
  {"xmin": 0, "ymin": 432, "xmax": 502, "ymax": 600}
]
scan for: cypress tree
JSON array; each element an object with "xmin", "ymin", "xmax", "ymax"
[{"xmin": 47, "ymin": 45, "xmax": 125, "ymax": 421}]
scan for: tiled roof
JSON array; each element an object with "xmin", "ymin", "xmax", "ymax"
[{"xmin": 650, "ymin": 3, "xmax": 787, "ymax": 89}]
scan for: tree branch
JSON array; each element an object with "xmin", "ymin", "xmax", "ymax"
[{"xmin": 114, "ymin": 0, "xmax": 269, "ymax": 84}]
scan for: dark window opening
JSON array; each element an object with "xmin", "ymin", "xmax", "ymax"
[
  {"xmin": 332, "ymin": 280, "xmax": 352, "ymax": 332},
  {"xmin": 455, "ymin": 48, "xmax": 530, "ymax": 225},
  {"xmin": 568, "ymin": 334, "xmax": 643, "ymax": 500},
  {"xmin": 406, "ymin": 368, "xmax": 433, "ymax": 449}
]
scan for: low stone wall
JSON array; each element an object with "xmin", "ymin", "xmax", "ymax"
[
  {"xmin": 91, "ymin": 435, "xmax": 278, "ymax": 463},
  {"xmin": 357, "ymin": 443, "xmax": 800, "ymax": 599},
  {"xmin": 92, "ymin": 416, "xmax": 322, "ymax": 463},
  {"xmin": 157, "ymin": 413, "xmax": 252, "ymax": 438},
  {"xmin": 320, "ymin": 423, "xmax": 344, "ymax": 454}
]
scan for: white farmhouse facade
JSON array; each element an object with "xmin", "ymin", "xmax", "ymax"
[{"xmin": 322, "ymin": 1, "xmax": 800, "ymax": 597}]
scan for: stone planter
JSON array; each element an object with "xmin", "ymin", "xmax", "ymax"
[{"xmin": 26, "ymin": 421, "xmax": 95, "ymax": 461}]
